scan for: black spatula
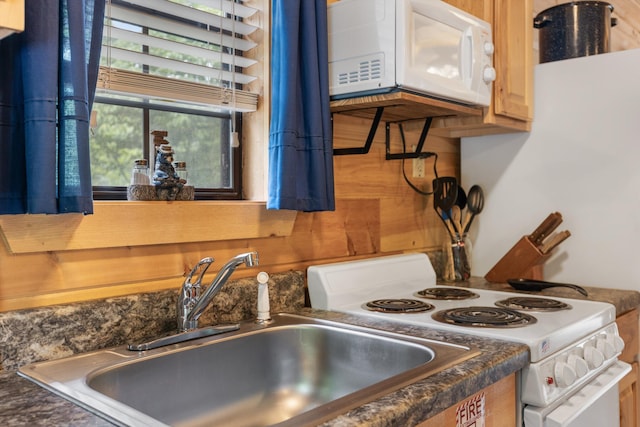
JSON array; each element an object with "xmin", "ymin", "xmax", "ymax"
[{"xmin": 433, "ymin": 177, "xmax": 458, "ymax": 238}]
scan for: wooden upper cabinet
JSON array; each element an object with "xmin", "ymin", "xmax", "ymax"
[
  {"xmin": 442, "ymin": 0, "xmax": 492, "ymax": 19},
  {"xmin": 0, "ymin": 0, "xmax": 24, "ymax": 40},
  {"xmin": 434, "ymin": 0, "xmax": 534, "ymax": 137},
  {"xmin": 493, "ymin": 0, "xmax": 534, "ymax": 122}
]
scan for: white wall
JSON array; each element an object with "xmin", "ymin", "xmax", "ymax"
[{"xmin": 461, "ymin": 49, "xmax": 640, "ymax": 290}]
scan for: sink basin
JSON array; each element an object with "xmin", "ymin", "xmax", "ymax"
[{"xmin": 19, "ymin": 313, "xmax": 478, "ymax": 427}]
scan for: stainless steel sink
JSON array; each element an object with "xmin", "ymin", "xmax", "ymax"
[{"xmin": 19, "ymin": 313, "xmax": 478, "ymax": 427}]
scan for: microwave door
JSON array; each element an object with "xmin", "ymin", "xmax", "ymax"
[
  {"xmin": 401, "ymin": 13, "xmax": 473, "ymax": 104},
  {"xmin": 397, "ymin": 0, "xmax": 494, "ymax": 106}
]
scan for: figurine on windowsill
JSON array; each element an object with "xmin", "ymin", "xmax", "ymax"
[
  {"xmin": 152, "ymin": 144, "xmax": 186, "ymax": 200},
  {"xmin": 126, "ymin": 130, "xmax": 194, "ymax": 201}
]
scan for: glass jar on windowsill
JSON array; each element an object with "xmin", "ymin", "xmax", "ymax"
[{"xmin": 131, "ymin": 159, "xmax": 150, "ymax": 185}]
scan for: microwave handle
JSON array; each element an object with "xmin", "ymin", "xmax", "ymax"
[{"xmin": 460, "ymin": 27, "xmax": 473, "ymax": 87}]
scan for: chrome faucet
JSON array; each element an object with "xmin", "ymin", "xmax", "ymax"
[
  {"xmin": 177, "ymin": 252, "xmax": 259, "ymax": 332},
  {"xmin": 128, "ymin": 252, "xmax": 259, "ymax": 351}
]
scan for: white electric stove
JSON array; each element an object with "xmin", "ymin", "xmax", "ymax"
[{"xmin": 307, "ymin": 253, "xmax": 631, "ymax": 427}]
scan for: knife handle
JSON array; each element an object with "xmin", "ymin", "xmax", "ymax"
[
  {"xmin": 539, "ymin": 230, "xmax": 571, "ymax": 254},
  {"xmin": 529, "ymin": 212, "xmax": 562, "ymax": 246}
]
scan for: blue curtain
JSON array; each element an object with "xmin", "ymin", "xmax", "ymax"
[
  {"xmin": 0, "ymin": 0, "xmax": 104, "ymax": 214},
  {"xmin": 268, "ymin": 0, "xmax": 335, "ymax": 212}
]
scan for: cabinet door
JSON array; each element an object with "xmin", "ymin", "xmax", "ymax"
[
  {"xmin": 617, "ymin": 309, "xmax": 639, "ymax": 427},
  {"xmin": 443, "ymin": 0, "xmax": 492, "ymax": 20},
  {"xmin": 619, "ymin": 362, "xmax": 639, "ymax": 427},
  {"xmin": 493, "ymin": 0, "xmax": 533, "ymax": 122},
  {"xmin": 416, "ymin": 374, "xmax": 516, "ymax": 427}
]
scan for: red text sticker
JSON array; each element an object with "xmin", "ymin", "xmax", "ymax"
[{"xmin": 456, "ymin": 392, "xmax": 485, "ymax": 427}]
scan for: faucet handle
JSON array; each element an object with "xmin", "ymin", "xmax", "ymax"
[
  {"xmin": 184, "ymin": 257, "xmax": 214, "ymax": 288},
  {"xmin": 178, "ymin": 257, "xmax": 214, "ymax": 332}
]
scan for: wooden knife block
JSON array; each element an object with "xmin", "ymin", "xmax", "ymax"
[{"xmin": 484, "ymin": 236, "xmax": 551, "ymax": 283}]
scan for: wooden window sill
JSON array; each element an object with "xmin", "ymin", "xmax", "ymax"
[{"xmin": 0, "ymin": 201, "xmax": 297, "ymax": 254}]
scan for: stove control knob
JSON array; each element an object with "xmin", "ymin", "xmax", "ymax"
[
  {"xmin": 567, "ymin": 354, "xmax": 589, "ymax": 378},
  {"xmin": 553, "ymin": 361, "xmax": 577, "ymax": 388},
  {"xmin": 584, "ymin": 345, "xmax": 605, "ymax": 369},
  {"xmin": 607, "ymin": 334, "xmax": 625, "ymax": 353},
  {"xmin": 596, "ymin": 337, "xmax": 616, "ymax": 359}
]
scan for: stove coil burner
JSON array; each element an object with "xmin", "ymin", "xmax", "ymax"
[
  {"xmin": 432, "ymin": 306, "xmax": 537, "ymax": 328},
  {"xmin": 364, "ymin": 299, "xmax": 435, "ymax": 313},
  {"xmin": 415, "ymin": 287, "xmax": 480, "ymax": 300},
  {"xmin": 495, "ymin": 297, "xmax": 571, "ymax": 312}
]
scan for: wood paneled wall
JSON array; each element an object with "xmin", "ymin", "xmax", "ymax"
[
  {"xmin": 0, "ymin": 115, "xmax": 458, "ymax": 312},
  {"xmin": 1, "ymin": 0, "xmax": 459, "ymax": 311},
  {"xmin": 12, "ymin": 0, "xmax": 636, "ymax": 311}
]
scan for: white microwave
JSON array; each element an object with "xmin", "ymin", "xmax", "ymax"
[{"xmin": 328, "ymin": 0, "xmax": 496, "ymax": 106}]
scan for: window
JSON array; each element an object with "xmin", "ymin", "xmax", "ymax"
[{"xmin": 91, "ymin": 0, "xmax": 259, "ymax": 200}]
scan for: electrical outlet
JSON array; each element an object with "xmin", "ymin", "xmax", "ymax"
[{"xmin": 412, "ymin": 158, "xmax": 425, "ymax": 178}]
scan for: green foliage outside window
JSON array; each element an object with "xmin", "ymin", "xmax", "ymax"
[{"xmin": 90, "ymin": 102, "xmax": 228, "ymax": 189}]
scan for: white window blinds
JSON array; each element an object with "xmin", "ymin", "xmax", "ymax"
[{"xmin": 98, "ymin": 0, "xmax": 259, "ymax": 112}]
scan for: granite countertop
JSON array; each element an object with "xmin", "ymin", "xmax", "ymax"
[
  {"xmin": 0, "ymin": 370, "xmax": 113, "ymax": 427},
  {"xmin": 1, "ymin": 272, "xmax": 638, "ymax": 426},
  {"xmin": 458, "ymin": 277, "xmax": 640, "ymax": 316},
  {"xmin": 0, "ymin": 309, "xmax": 529, "ymax": 427}
]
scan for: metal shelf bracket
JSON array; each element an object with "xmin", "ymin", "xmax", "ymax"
[
  {"xmin": 332, "ymin": 106, "xmax": 434, "ymax": 160},
  {"xmin": 385, "ymin": 117, "xmax": 433, "ymax": 160},
  {"xmin": 332, "ymin": 107, "xmax": 383, "ymax": 156}
]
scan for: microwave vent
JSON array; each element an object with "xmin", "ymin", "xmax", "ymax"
[{"xmin": 337, "ymin": 59, "xmax": 382, "ymax": 86}]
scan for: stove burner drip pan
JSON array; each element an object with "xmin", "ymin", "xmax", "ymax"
[
  {"xmin": 495, "ymin": 297, "xmax": 571, "ymax": 311},
  {"xmin": 364, "ymin": 299, "xmax": 434, "ymax": 313},
  {"xmin": 415, "ymin": 287, "xmax": 479, "ymax": 300},
  {"xmin": 432, "ymin": 306, "xmax": 537, "ymax": 328},
  {"xmin": 495, "ymin": 296, "xmax": 571, "ymax": 312}
]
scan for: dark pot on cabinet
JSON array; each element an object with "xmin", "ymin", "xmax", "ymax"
[{"xmin": 534, "ymin": 1, "xmax": 617, "ymax": 63}]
